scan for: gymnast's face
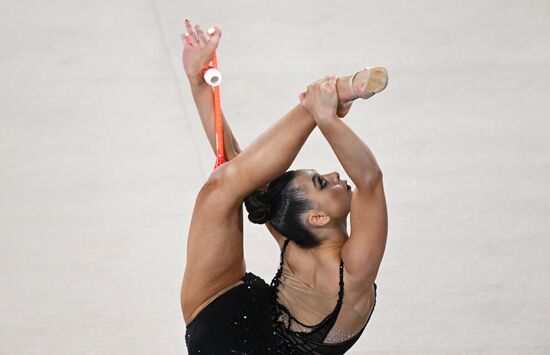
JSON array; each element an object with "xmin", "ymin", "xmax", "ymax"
[{"xmin": 292, "ymin": 169, "xmax": 352, "ymax": 226}]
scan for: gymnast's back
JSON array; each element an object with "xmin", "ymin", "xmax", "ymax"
[{"xmin": 185, "ymin": 238, "xmax": 378, "ymax": 354}]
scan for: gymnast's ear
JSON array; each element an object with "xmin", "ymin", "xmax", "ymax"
[{"xmin": 307, "ymin": 211, "xmax": 331, "ymax": 227}]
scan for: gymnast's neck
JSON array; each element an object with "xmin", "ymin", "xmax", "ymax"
[{"xmin": 307, "ymin": 226, "xmax": 348, "ymax": 262}]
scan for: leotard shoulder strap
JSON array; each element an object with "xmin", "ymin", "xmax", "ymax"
[{"xmin": 271, "ymin": 239, "xmax": 345, "ymax": 347}]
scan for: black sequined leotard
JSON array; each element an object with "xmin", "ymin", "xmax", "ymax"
[
  {"xmin": 185, "ymin": 272, "xmax": 274, "ymax": 354},
  {"xmin": 185, "ymin": 239, "xmax": 377, "ymax": 354}
]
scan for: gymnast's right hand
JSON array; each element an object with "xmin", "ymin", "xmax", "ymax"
[
  {"xmin": 302, "ymin": 75, "xmax": 339, "ymax": 121},
  {"xmin": 181, "ymin": 19, "xmax": 222, "ymax": 84}
]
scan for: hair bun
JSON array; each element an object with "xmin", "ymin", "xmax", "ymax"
[{"xmin": 244, "ymin": 190, "xmax": 271, "ymax": 224}]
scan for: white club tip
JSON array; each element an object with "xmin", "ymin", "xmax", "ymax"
[
  {"xmin": 203, "ymin": 68, "xmax": 222, "ymax": 87},
  {"xmin": 207, "ymin": 27, "xmax": 216, "ymax": 36}
]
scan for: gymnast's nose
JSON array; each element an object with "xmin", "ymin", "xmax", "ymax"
[{"xmin": 327, "ymin": 171, "xmax": 340, "ymax": 183}]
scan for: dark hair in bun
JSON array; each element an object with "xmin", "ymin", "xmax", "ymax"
[{"xmin": 244, "ymin": 170, "xmax": 320, "ymax": 248}]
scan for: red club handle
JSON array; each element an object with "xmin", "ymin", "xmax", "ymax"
[{"xmin": 203, "ymin": 51, "xmax": 225, "ymax": 169}]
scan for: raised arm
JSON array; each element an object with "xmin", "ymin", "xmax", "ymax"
[
  {"xmin": 182, "ymin": 21, "xmax": 241, "ymax": 161},
  {"xmin": 187, "ymin": 79, "xmax": 242, "ymax": 160},
  {"xmin": 303, "ymin": 75, "xmax": 388, "ymax": 283},
  {"xmin": 182, "ymin": 24, "xmax": 321, "ymax": 207},
  {"xmin": 183, "ymin": 22, "xmax": 292, "ymax": 244}
]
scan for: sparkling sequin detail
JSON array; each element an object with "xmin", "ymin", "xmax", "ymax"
[
  {"xmin": 269, "ymin": 239, "xmax": 378, "ymax": 354},
  {"xmin": 185, "ymin": 272, "xmax": 274, "ymax": 354},
  {"xmin": 324, "ymin": 328, "xmax": 359, "ymax": 343},
  {"xmin": 185, "ymin": 240, "xmax": 377, "ymax": 354}
]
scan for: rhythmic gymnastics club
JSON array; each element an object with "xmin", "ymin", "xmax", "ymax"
[{"xmin": 202, "ymin": 27, "xmax": 225, "ymax": 169}]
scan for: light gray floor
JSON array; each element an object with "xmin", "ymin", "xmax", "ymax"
[{"xmin": 1, "ymin": 0, "xmax": 549, "ymax": 354}]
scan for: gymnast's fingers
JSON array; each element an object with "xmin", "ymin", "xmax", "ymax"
[
  {"xmin": 184, "ymin": 19, "xmax": 198, "ymax": 45},
  {"xmin": 206, "ymin": 26, "xmax": 222, "ymax": 49},
  {"xmin": 298, "ymin": 91, "xmax": 306, "ymax": 103},
  {"xmin": 195, "ymin": 24, "xmax": 208, "ymax": 45},
  {"xmin": 324, "ymin": 74, "xmax": 336, "ymax": 86},
  {"xmin": 329, "ymin": 75, "xmax": 337, "ymax": 88},
  {"xmin": 181, "ymin": 32, "xmax": 193, "ymax": 47}
]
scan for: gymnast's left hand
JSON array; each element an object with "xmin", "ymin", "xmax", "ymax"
[
  {"xmin": 302, "ymin": 75, "xmax": 339, "ymax": 121},
  {"xmin": 181, "ymin": 19, "xmax": 222, "ymax": 84}
]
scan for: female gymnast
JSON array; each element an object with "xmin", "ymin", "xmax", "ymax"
[{"xmin": 180, "ymin": 20, "xmax": 388, "ymax": 354}]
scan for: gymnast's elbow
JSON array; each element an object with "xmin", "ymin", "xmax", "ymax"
[{"xmin": 356, "ymin": 169, "xmax": 383, "ymax": 191}]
